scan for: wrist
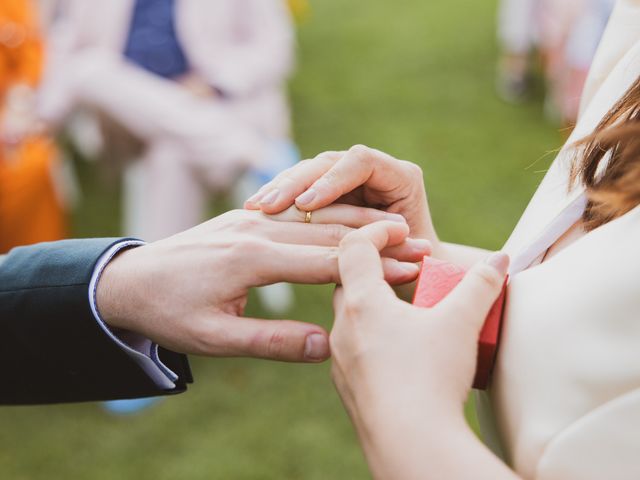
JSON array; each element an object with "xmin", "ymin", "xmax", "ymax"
[
  {"xmin": 353, "ymin": 377, "xmax": 464, "ymax": 434},
  {"xmin": 95, "ymin": 247, "xmax": 138, "ymax": 332},
  {"xmin": 359, "ymin": 401, "xmax": 471, "ymax": 479},
  {"xmin": 364, "ymin": 390, "xmax": 465, "ymax": 431}
]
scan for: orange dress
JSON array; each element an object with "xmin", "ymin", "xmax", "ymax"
[{"xmin": 0, "ymin": 0, "xmax": 66, "ymax": 253}]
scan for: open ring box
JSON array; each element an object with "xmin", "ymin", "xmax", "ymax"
[{"xmin": 412, "ymin": 257, "xmax": 508, "ymax": 390}]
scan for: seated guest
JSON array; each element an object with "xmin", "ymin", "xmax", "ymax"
[{"xmin": 39, "ymin": 0, "xmax": 295, "ymax": 243}]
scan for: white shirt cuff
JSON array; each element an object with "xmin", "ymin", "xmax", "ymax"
[{"xmin": 88, "ymin": 240, "xmax": 178, "ymax": 390}]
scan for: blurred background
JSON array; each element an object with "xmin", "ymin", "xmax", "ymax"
[{"xmin": 0, "ymin": 0, "xmax": 612, "ymax": 478}]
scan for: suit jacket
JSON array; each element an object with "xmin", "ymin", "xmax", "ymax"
[
  {"xmin": 477, "ymin": 1, "xmax": 640, "ymax": 478},
  {"xmin": 0, "ymin": 238, "xmax": 192, "ymax": 405}
]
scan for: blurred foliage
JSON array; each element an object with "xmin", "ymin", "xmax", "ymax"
[
  {"xmin": 0, "ymin": 0, "xmax": 561, "ymax": 478},
  {"xmin": 287, "ymin": 0, "xmax": 311, "ymax": 24}
]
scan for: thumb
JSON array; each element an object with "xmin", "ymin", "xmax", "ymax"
[
  {"xmin": 197, "ymin": 313, "xmax": 331, "ymax": 363},
  {"xmin": 436, "ymin": 252, "xmax": 509, "ymax": 331}
]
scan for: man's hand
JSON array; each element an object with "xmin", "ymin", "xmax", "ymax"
[{"xmin": 96, "ymin": 209, "xmax": 430, "ymax": 363}]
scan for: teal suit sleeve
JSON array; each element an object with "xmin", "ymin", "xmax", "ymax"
[{"xmin": 0, "ymin": 239, "xmax": 192, "ymax": 405}]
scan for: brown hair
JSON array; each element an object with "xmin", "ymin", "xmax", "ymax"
[{"xmin": 572, "ymin": 76, "xmax": 640, "ymax": 231}]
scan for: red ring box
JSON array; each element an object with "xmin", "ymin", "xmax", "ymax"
[{"xmin": 412, "ymin": 257, "xmax": 508, "ymax": 390}]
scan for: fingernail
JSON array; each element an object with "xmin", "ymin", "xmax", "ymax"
[
  {"xmin": 399, "ymin": 262, "xmax": 419, "ymax": 274},
  {"xmin": 260, "ymin": 189, "xmax": 280, "ymax": 205},
  {"xmin": 386, "ymin": 213, "xmax": 407, "ymax": 223},
  {"xmin": 296, "ymin": 188, "xmax": 317, "ymax": 206},
  {"xmin": 408, "ymin": 238, "xmax": 432, "ymax": 252},
  {"xmin": 246, "ymin": 190, "xmax": 267, "ymax": 205},
  {"xmin": 304, "ymin": 333, "xmax": 329, "ymax": 361},
  {"xmin": 485, "ymin": 252, "xmax": 510, "ymax": 276}
]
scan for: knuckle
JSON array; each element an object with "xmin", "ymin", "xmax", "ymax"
[
  {"xmin": 323, "ymin": 223, "xmax": 350, "ymax": 243},
  {"xmin": 218, "ymin": 209, "xmax": 245, "ymax": 224},
  {"xmin": 313, "ymin": 151, "xmax": 341, "ymax": 169},
  {"xmin": 349, "ymin": 145, "xmax": 375, "ymax": 167},
  {"xmin": 339, "ymin": 231, "xmax": 365, "ymax": 250},
  {"xmin": 268, "ymin": 169, "xmax": 290, "ymax": 186},
  {"xmin": 474, "ymin": 265, "xmax": 503, "ymax": 290},
  {"xmin": 232, "ymin": 217, "xmax": 260, "ymax": 235},
  {"xmin": 326, "ymin": 247, "xmax": 339, "ymax": 262},
  {"xmin": 264, "ymin": 328, "xmax": 288, "ymax": 359},
  {"xmin": 402, "ymin": 160, "xmax": 423, "ymax": 178},
  {"xmin": 321, "ymin": 166, "xmax": 342, "ymax": 186},
  {"xmin": 277, "ymin": 172, "xmax": 297, "ymax": 187},
  {"xmin": 343, "ymin": 295, "xmax": 366, "ymax": 318},
  {"xmin": 360, "ymin": 206, "xmax": 383, "ymax": 223},
  {"xmin": 325, "ymin": 245, "xmax": 340, "ymax": 259},
  {"xmin": 230, "ymin": 236, "xmax": 269, "ymax": 260},
  {"xmin": 234, "ymin": 216, "xmax": 263, "ymax": 233},
  {"xmin": 191, "ymin": 322, "xmax": 229, "ymax": 356},
  {"xmin": 312, "ymin": 245, "xmax": 339, "ymax": 275},
  {"xmin": 314, "ymin": 151, "xmax": 338, "ymax": 162},
  {"xmin": 348, "ymin": 144, "xmax": 371, "ymax": 158},
  {"xmin": 225, "ymin": 209, "xmax": 262, "ymax": 228},
  {"xmin": 284, "ymin": 204, "xmax": 305, "ymax": 222}
]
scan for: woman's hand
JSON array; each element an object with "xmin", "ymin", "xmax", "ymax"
[
  {"xmin": 332, "ymin": 221, "xmax": 508, "ymax": 414},
  {"xmin": 245, "ymin": 145, "xmax": 440, "ymax": 249},
  {"xmin": 331, "ymin": 221, "xmax": 517, "ymax": 480},
  {"xmin": 96, "ymin": 208, "xmax": 430, "ymax": 363}
]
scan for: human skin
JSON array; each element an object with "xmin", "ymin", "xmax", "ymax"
[
  {"xmin": 246, "ymin": 146, "xmax": 524, "ymax": 477},
  {"xmin": 96, "ymin": 207, "xmax": 431, "ymax": 362},
  {"xmin": 331, "ymin": 221, "xmax": 520, "ymax": 479},
  {"xmin": 245, "ymin": 144, "xmax": 491, "ymax": 268}
]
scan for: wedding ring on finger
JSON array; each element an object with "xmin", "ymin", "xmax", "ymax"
[
  {"xmin": 263, "ymin": 204, "xmax": 403, "ymax": 228},
  {"xmin": 304, "ymin": 210, "xmax": 313, "ymax": 224}
]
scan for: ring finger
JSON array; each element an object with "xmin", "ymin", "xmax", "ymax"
[
  {"xmin": 261, "ymin": 206, "xmax": 430, "ymax": 262},
  {"xmin": 252, "ymin": 243, "xmax": 420, "ymax": 286},
  {"xmin": 265, "ymin": 204, "xmax": 405, "ymax": 229}
]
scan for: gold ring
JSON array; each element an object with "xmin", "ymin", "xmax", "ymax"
[{"xmin": 304, "ymin": 210, "xmax": 312, "ymax": 224}]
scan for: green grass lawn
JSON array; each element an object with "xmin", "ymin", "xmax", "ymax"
[{"xmin": 0, "ymin": 1, "xmax": 562, "ymax": 478}]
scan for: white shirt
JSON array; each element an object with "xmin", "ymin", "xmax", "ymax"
[{"xmin": 89, "ymin": 240, "xmax": 177, "ymax": 390}]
